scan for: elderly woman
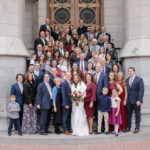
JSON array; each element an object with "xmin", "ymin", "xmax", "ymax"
[
  {"xmin": 52, "ymin": 77, "xmax": 63, "ymax": 134},
  {"xmin": 90, "ymin": 39, "xmax": 100, "ymax": 55}
]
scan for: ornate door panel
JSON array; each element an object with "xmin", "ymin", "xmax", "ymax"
[{"xmin": 48, "ymin": 0, "xmax": 102, "ymax": 29}]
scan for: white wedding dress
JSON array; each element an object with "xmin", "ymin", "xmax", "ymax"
[{"xmin": 71, "ymin": 81, "xmax": 89, "ymax": 136}]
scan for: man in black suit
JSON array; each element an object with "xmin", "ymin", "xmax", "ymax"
[
  {"xmin": 83, "ymin": 45, "xmax": 92, "ymax": 61},
  {"xmin": 34, "ymin": 31, "xmax": 47, "ymax": 52},
  {"xmin": 103, "ymin": 35, "xmax": 115, "ymax": 50},
  {"xmin": 57, "ymin": 41, "xmax": 66, "ymax": 57},
  {"xmin": 40, "ymin": 18, "xmax": 53, "ymax": 36},
  {"xmin": 35, "ymin": 44, "xmax": 43, "ymax": 60},
  {"xmin": 77, "ymin": 19, "xmax": 87, "ymax": 36},
  {"xmin": 85, "ymin": 26, "xmax": 94, "ymax": 40},
  {"xmin": 106, "ymin": 43, "xmax": 118, "ymax": 63}
]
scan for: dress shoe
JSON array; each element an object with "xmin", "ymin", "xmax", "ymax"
[
  {"xmin": 46, "ymin": 131, "xmax": 52, "ymax": 134},
  {"xmin": 40, "ymin": 133, "xmax": 48, "ymax": 135},
  {"xmin": 96, "ymin": 132, "xmax": 101, "ymax": 135},
  {"xmin": 64, "ymin": 131, "xmax": 70, "ymax": 135},
  {"xmin": 105, "ymin": 132, "xmax": 109, "ymax": 135},
  {"xmin": 133, "ymin": 129, "xmax": 139, "ymax": 134},
  {"xmin": 125, "ymin": 128, "xmax": 131, "ymax": 132},
  {"xmin": 18, "ymin": 132, "xmax": 22, "ymax": 136},
  {"xmin": 69, "ymin": 130, "xmax": 73, "ymax": 133},
  {"xmin": 55, "ymin": 129, "xmax": 61, "ymax": 135},
  {"xmin": 115, "ymin": 133, "xmax": 119, "ymax": 136},
  {"xmin": 8, "ymin": 133, "xmax": 11, "ymax": 136}
]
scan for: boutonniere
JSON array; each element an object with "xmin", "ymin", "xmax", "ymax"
[{"xmin": 115, "ymin": 99, "xmax": 118, "ymax": 102}]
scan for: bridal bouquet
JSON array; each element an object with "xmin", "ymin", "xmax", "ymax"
[{"xmin": 71, "ymin": 90, "xmax": 83, "ymax": 106}]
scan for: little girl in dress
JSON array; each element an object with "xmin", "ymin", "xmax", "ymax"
[{"xmin": 109, "ymin": 88, "xmax": 122, "ymax": 136}]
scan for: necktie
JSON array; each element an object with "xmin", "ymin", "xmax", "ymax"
[
  {"xmin": 96, "ymin": 73, "xmax": 99, "ymax": 83},
  {"xmin": 35, "ymin": 71, "xmax": 39, "ymax": 76},
  {"xmin": 46, "ymin": 83, "xmax": 52, "ymax": 99},
  {"xmin": 19, "ymin": 83, "xmax": 23, "ymax": 94},
  {"xmin": 129, "ymin": 77, "xmax": 133, "ymax": 87},
  {"xmin": 102, "ymin": 66, "xmax": 104, "ymax": 73}
]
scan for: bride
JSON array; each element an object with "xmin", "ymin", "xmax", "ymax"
[{"xmin": 71, "ymin": 74, "xmax": 89, "ymax": 136}]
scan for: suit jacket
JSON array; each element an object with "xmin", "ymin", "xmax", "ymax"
[
  {"xmin": 36, "ymin": 82, "xmax": 52, "ymax": 109},
  {"xmin": 126, "ymin": 76, "xmax": 144, "ymax": 104},
  {"xmin": 57, "ymin": 48, "xmax": 66, "ymax": 57},
  {"xmin": 61, "ymin": 80, "xmax": 72, "ymax": 107},
  {"xmin": 77, "ymin": 61, "xmax": 88, "ymax": 74},
  {"xmin": 34, "ymin": 38, "xmax": 47, "ymax": 52},
  {"xmin": 48, "ymin": 72, "xmax": 55, "ymax": 88},
  {"xmin": 11, "ymin": 83, "xmax": 24, "ymax": 105},
  {"xmin": 77, "ymin": 25, "xmax": 87, "ymax": 36},
  {"xmin": 101, "ymin": 65, "xmax": 110, "ymax": 75},
  {"xmin": 40, "ymin": 24, "xmax": 53, "ymax": 35},
  {"xmin": 106, "ymin": 49, "xmax": 118, "ymax": 62},
  {"xmin": 84, "ymin": 51, "xmax": 92, "ymax": 61},
  {"xmin": 33, "ymin": 70, "xmax": 44, "ymax": 85},
  {"xmin": 85, "ymin": 32, "xmax": 94, "ymax": 40},
  {"xmin": 95, "ymin": 72, "xmax": 109, "ymax": 99}
]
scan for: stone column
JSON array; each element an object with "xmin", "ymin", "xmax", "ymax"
[
  {"xmin": 120, "ymin": 0, "xmax": 150, "ymax": 126},
  {"xmin": 0, "ymin": 0, "xmax": 29, "ymax": 130}
]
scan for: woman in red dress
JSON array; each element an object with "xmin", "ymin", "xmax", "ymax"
[
  {"xmin": 84, "ymin": 73, "xmax": 96, "ymax": 134},
  {"xmin": 108, "ymin": 71, "xmax": 123, "ymax": 132},
  {"xmin": 117, "ymin": 72, "xmax": 127, "ymax": 131}
]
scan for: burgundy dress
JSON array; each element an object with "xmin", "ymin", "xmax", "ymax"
[
  {"xmin": 109, "ymin": 81, "xmax": 117, "ymax": 97},
  {"xmin": 109, "ymin": 81, "xmax": 117, "ymax": 132},
  {"xmin": 118, "ymin": 82, "xmax": 127, "ymax": 131},
  {"xmin": 84, "ymin": 82, "xmax": 96, "ymax": 118}
]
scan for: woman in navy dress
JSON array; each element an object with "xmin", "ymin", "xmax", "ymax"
[{"xmin": 84, "ymin": 73, "xmax": 96, "ymax": 134}]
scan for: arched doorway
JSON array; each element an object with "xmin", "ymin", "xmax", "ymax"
[{"xmin": 48, "ymin": 0, "xmax": 102, "ymax": 29}]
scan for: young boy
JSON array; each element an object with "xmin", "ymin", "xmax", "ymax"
[
  {"xmin": 97, "ymin": 87, "xmax": 111, "ymax": 134},
  {"xmin": 8, "ymin": 95, "xmax": 22, "ymax": 136}
]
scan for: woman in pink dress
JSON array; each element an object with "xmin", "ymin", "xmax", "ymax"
[
  {"xmin": 108, "ymin": 71, "xmax": 123, "ymax": 132},
  {"xmin": 84, "ymin": 73, "xmax": 96, "ymax": 134},
  {"xmin": 117, "ymin": 72, "xmax": 127, "ymax": 131}
]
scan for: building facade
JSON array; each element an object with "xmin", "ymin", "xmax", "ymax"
[{"xmin": 0, "ymin": 0, "xmax": 150, "ymax": 130}]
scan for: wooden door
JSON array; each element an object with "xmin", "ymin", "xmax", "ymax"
[{"xmin": 48, "ymin": 0, "xmax": 102, "ymax": 29}]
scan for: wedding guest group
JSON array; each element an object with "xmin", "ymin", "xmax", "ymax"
[{"xmin": 9, "ymin": 18, "xmax": 145, "ymax": 137}]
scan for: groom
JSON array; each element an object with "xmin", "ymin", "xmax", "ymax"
[{"xmin": 61, "ymin": 72, "xmax": 72, "ymax": 135}]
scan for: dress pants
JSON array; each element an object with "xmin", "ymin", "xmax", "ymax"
[
  {"xmin": 8, "ymin": 118, "xmax": 21, "ymax": 134},
  {"xmin": 62, "ymin": 107, "xmax": 71, "ymax": 132},
  {"xmin": 40, "ymin": 109, "xmax": 49, "ymax": 133},
  {"xmin": 127, "ymin": 103, "xmax": 141, "ymax": 129},
  {"xmin": 46, "ymin": 106, "xmax": 53, "ymax": 132}
]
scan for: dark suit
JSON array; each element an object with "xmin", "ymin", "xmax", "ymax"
[
  {"xmin": 36, "ymin": 81, "xmax": 52, "ymax": 133},
  {"xmin": 126, "ymin": 76, "xmax": 144, "ymax": 129},
  {"xmin": 77, "ymin": 25, "xmax": 87, "ymax": 36},
  {"xmin": 40, "ymin": 24, "xmax": 53, "ymax": 35},
  {"xmin": 34, "ymin": 38, "xmax": 47, "ymax": 52},
  {"xmin": 57, "ymin": 48, "xmax": 66, "ymax": 57},
  {"xmin": 61, "ymin": 80, "xmax": 72, "ymax": 132},
  {"xmin": 101, "ymin": 65, "xmax": 110, "ymax": 75},
  {"xmin": 77, "ymin": 61, "xmax": 88, "ymax": 74},
  {"xmin": 106, "ymin": 49, "xmax": 118, "ymax": 62},
  {"xmin": 94, "ymin": 72, "xmax": 109, "ymax": 125},
  {"xmin": 33, "ymin": 70, "xmax": 44, "ymax": 85},
  {"xmin": 10, "ymin": 83, "xmax": 24, "ymax": 126},
  {"xmin": 84, "ymin": 51, "xmax": 92, "ymax": 61},
  {"xmin": 85, "ymin": 32, "xmax": 94, "ymax": 40}
]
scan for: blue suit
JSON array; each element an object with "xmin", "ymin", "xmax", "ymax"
[
  {"xmin": 36, "ymin": 81, "xmax": 52, "ymax": 133},
  {"xmin": 77, "ymin": 61, "xmax": 88, "ymax": 74},
  {"xmin": 96, "ymin": 72, "xmax": 109, "ymax": 99},
  {"xmin": 10, "ymin": 83, "xmax": 24, "ymax": 126},
  {"xmin": 61, "ymin": 80, "xmax": 72, "ymax": 131},
  {"xmin": 33, "ymin": 70, "xmax": 44, "ymax": 85},
  {"xmin": 11, "ymin": 83, "xmax": 23, "ymax": 105},
  {"xmin": 94, "ymin": 72, "xmax": 108, "ymax": 124},
  {"xmin": 126, "ymin": 76, "xmax": 144, "ymax": 129}
]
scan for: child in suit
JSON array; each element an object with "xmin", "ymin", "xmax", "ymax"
[
  {"xmin": 109, "ymin": 88, "xmax": 122, "ymax": 136},
  {"xmin": 8, "ymin": 95, "xmax": 22, "ymax": 136},
  {"xmin": 97, "ymin": 87, "xmax": 111, "ymax": 134}
]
